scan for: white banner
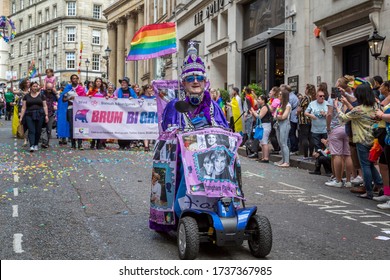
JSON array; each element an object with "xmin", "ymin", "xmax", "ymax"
[{"xmin": 73, "ymin": 96, "xmax": 158, "ymax": 140}]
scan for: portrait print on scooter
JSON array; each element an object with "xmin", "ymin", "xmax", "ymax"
[
  {"xmin": 197, "ymin": 149, "xmax": 234, "ymax": 181},
  {"xmin": 150, "ymin": 167, "xmax": 168, "ymax": 207}
]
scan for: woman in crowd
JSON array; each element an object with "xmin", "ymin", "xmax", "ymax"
[
  {"xmin": 19, "ymin": 81, "xmax": 49, "ymax": 152},
  {"xmin": 297, "ymin": 84, "xmax": 315, "ymax": 159},
  {"xmin": 242, "ymin": 87, "xmax": 255, "ymax": 145},
  {"xmin": 87, "ymin": 78, "xmax": 106, "ymax": 149},
  {"xmin": 105, "ymin": 83, "xmax": 116, "ymax": 99},
  {"xmin": 375, "ymin": 81, "xmax": 390, "ymax": 209},
  {"xmin": 338, "ymin": 84, "xmax": 382, "ymax": 199},
  {"xmin": 132, "ymin": 84, "xmax": 141, "ymax": 97},
  {"xmin": 250, "ymin": 95, "xmax": 273, "ymax": 162},
  {"xmin": 267, "ymin": 86, "xmax": 281, "ymax": 153},
  {"xmin": 274, "ymin": 87, "xmax": 292, "ymax": 167}
]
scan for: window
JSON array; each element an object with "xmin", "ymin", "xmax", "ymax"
[
  {"xmin": 38, "ymin": 12, "xmax": 42, "ymax": 24},
  {"xmin": 93, "ymin": 5, "xmax": 101, "ymax": 19},
  {"xmin": 92, "ymin": 29, "xmax": 100, "ymax": 45},
  {"xmin": 92, "ymin": 54, "xmax": 100, "ymax": 71},
  {"xmin": 27, "ymin": 39, "xmax": 31, "ymax": 53},
  {"xmin": 38, "ymin": 59, "xmax": 42, "ymax": 72},
  {"xmin": 46, "ymin": 32, "xmax": 50, "ymax": 48},
  {"xmin": 28, "ymin": 15, "xmax": 32, "ymax": 28},
  {"xmin": 53, "ymin": 5, "xmax": 57, "ymax": 18},
  {"xmin": 18, "ymin": 64, "xmax": 22, "ymax": 78},
  {"xmin": 45, "ymin": 59, "xmax": 50, "ymax": 70},
  {"xmin": 66, "ymin": 52, "xmax": 76, "ymax": 69},
  {"xmin": 38, "ymin": 36, "xmax": 42, "ymax": 51},
  {"xmin": 53, "ymin": 55, "xmax": 57, "ymax": 71},
  {"xmin": 19, "ymin": 19, "xmax": 23, "ymax": 32},
  {"xmin": 12, "ymin": 2, "xmax": 16, "ymax": 13},
  {"xmin": 66, "ymin": 27, "xmax": 76, "ymax": 42},
  {"xmin": 45, "ymin": 8, "xmax": 50, "ymax": 21},
  {"xmin": 11, "ymin": 45, "xmax": 14, "ymax": 56},
  {"xmin": 153, "ymin": 0, "xmax": 157, "ymax": 22},
  {"xmin": 53, "ymin": 30, "xmax": 58, "ymax": 46},
  {"xmin": 29, "ymin": 0, "xmax": 33, "ymax": 5},
  {"xmin": 20, "ymin": 0, "xmax": 24, "ymax": 10},
  {"xmin": 19, "ymin": 42, "xmax": 22, "ymax": 56},
  {"xmin": 67, "ymin": 2, "xmax": 76, "ymax": 16}
]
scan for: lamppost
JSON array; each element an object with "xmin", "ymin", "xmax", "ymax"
[
  {"xmin": 367, "ymin": 29, "xmax": 388, "ymax": 63},
  {"xmin": 85, "ymin": 58, "xmax": 90, "ymax": 82},
  {"xmin": 103, "ymin": 46, "xmax": 112, "ymax": 81}
]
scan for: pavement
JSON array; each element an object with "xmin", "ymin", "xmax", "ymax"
[{"xmin": 237, "ymin": 145, "xmax": 320, "ymax": 172}]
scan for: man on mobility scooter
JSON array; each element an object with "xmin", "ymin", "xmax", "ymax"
[{"xmin": 149, "ymin": 41, "xmax": 272, "ymax": 259}]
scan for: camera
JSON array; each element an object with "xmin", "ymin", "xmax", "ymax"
[{"xmin": 331, "ymin": 87, "xmax": 342, "ymax": 100}]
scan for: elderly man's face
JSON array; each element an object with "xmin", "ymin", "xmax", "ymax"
[
  {"xmin": 183, "ymin": 75, "xmax": 206, "ymax": 95},
  {"xmin": 121, "ymin": 81, "xmax": 129, "ymax": 89}
]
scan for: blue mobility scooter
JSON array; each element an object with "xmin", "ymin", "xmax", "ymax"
[{"xmin": 150, "ymin": 101, "xmax": 272, "ymax": 260}]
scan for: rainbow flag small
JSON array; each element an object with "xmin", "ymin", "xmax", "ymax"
[
  {"xmin": 127, "ymin": 22, "xmax": 177, "ymax": 61},
  {"xmin": 27, "ymin": 61, "xmax": 37, "ymax": 78}
]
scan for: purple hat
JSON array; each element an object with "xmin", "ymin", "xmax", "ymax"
[{"xmin": 181, "ymin": 41, "xmax": 206, "ymax": 81}]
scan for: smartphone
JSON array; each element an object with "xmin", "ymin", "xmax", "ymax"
[{"xmin": 331, "ymin": 87, "xmax": 342, "ymax": 100}]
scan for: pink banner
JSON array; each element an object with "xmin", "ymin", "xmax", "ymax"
[{"xmin": 73, "ymin": 96, "xmax": 158, "ymax": 140}]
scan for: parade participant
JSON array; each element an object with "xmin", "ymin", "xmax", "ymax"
[
  {"xmin": 161, "ymin": 42, "xmax": 228, "ymax": 130},
  {"xmin": 87, "ymin": 77, "xmax": 106, "ymax": 149},
  {"xmin": 140, "ymin": 84, "xmax": 156, "ymax": 152},
  {"xmin": 62, "ymin": 74, "xmax": 86, "ymax": 150},
  {"xmin": 43, "ymin": 68, "xmax": 56, "ymax": 90},
  {"xmin": 115, "ymin": 77, "xmax": 137, "ymax": 149},
  {"xmin": 105, "ymin": 83, "xmax": 116, "ymax": 99},
  {"xmin": 40, "ymin": 82, "xmax": 58, "ymax": 148},
  {"xmin": 11, "ymin": 78, "xmax": 30, "ymax": 144},
  {"xmin": 4, "ymin": 87, "xmax": 14, "ymax": 121},
  {"xmin": 57, "ymin": 86, "xmax": 69, "ymax": 145},
  {"xmin": 150, "ymin": 41, "xmax": 228, "ymax": 232},
  {"xmin": 19, "ymin": 81, "xmax": 49, "ymax": 152}
]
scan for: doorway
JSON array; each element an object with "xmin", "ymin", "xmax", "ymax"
[{"xmin": 343, "ymin": 41, "xmax": 369, "ymax": 77}]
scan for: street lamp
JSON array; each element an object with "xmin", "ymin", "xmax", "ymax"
[
  {"xmin": 367, "ymin": 29, "xmax": 388, "ymax": 62},
  {"xmin": 85, "ymin": 58, "xmax": 90, "ymax": 82},
  {"xmin": 103, "ymin": 46, "xmax": 112, "ymax": 81}
]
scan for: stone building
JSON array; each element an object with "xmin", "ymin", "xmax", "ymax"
[
  {"xmin": 0, "ymin": 1, "xmax": 10, "ymax": 84},
  {"xmin": 103, "ymin": 0, "xmax": 174, "ymax": 87},
  {"xmin": 7, "ymin": 0, "xmax": 109, "ymax": 87}
]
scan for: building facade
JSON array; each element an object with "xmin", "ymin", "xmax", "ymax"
[
  {"xmin": 7, "ymin": 0, "xmax": 109, "ymax": 87},
  {"xmin": 0, "ymin": 1, "xmax": 11, "ymax": 84}
]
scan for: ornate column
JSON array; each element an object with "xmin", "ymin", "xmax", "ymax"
[
  {"xmin": 116, "ymin": 18, "xmax": 126, "ymax": 82},
  {"xmin": 125, "ymin": 12, "xmax": 136, "ymax": 84},
  {"xmin": 107, "ymin": 23, "xmax": 117, "ymax": 84},
  {"xmin": 137, "ymin": 6, "xmax": 145, "ymax": 84}
]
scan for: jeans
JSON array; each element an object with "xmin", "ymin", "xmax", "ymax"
[
  {"xmin": 67, "ymin": 108, "xmax": 82, "ymax": 147},
  {"xmin": 289, "ymin": 121, "xmax": 299, "ymax": 152},
  {"xmin": 25, "ymin": 115, "xmax": 44, "ymax": 146},
  {"xmin": 299, "ymin": 123, "xmax": 314, "ymax": 157},
  {"xmin": 276, "ymin": 120, "xmax": 291, "ymax": 164},
  {"xmin": 356, "ymin": 143, "xmax": 383, "ymax": 196},
  {"xmin": 312, "ymin": 132, "xmax": 328, "ymax": 151}
]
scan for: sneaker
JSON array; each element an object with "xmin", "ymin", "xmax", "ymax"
[
  {"xmin": 325, "ymin": 180, "xmax": 342, "ymax": 188},
  {"xmin": 351, "ymin": 175, "xmax": 363, "ymax": 184},
  {"xmin": 33, "ymin": 145, "xmax": 39, "ymax": 151},
  {"xmin": 377, "ymin": 201, "xmax": 390, "ymax": 210},
  {"xmin": 373, "ymin": 195, "xmax": 390, "ymax": 202},
  {"xmin": 29, "ymin": 146, "xmax": 34, "ymax": 152},
  {"xmin": 345, "ymin": 182, "xmax": 352, "ymax": 188}
]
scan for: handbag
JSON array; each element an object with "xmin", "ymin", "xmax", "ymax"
[
  {"xmin": 17, "ymin": 124, "xmax": 25, "ymax": 139},
  {"xmin": 253, "ymin": 117, "xmax": 264, "ymax": 140}
]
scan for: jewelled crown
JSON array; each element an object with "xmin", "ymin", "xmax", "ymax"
[{"xmin": 181, "ymin": 41, "xmax": 206, "ymax": 81}]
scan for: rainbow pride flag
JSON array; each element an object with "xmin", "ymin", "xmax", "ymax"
[
  {"xmin": 127, "ymin": 22, "xmax": 177, "ymax": 61},
  {"xmin": 27, "ymin": 61, "xmax": 37, "ymax": 78}
]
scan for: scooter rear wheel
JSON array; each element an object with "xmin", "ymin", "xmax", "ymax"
[
  {"xmin": 247, "ymin": 215, "xmax": 272, "ymax": 258},
  {"xmin": 177, "ymin": 216, "xmax": 199, "ymax": 260}
]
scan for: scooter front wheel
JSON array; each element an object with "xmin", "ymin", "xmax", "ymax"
[
  {"xmin": 247, "ymin": 215, "xmax": 272, "ymax": 258},
  {"xmin": 177, "ymin": 216, "xmax": 199, "ymax": 260}
]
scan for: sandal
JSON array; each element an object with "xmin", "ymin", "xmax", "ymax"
[
  {"xmin": 144, "ymin": 146, "xmax": 150, "ymax": 152},
  {"xmin": 278, "ymin": 163, "xmax": 290, "ymax": 168}
]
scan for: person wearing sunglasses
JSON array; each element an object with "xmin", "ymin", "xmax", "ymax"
[
  {"xmin": 161, "ymin": 41, "xmax": 228, "ymax": 130},
  {"xmin": 305, "ymin": 87, "xmax": 328, "ymax": 152}
]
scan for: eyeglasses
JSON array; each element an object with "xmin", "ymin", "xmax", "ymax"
[
  {"xmin": 318, "ymin": 95, "xmax": 325, "ymax": 98},
  {"xmin": 184, "ymin": 75, "xmax": 205, "ymax": 83}
]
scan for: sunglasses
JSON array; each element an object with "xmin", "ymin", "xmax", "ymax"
[
  {"xmin": 318, "ymin": 95, "xmax": 325, "ymax": 98},
  {"xmin": 185, "ymin": 75, "xmax": 205, "ymax": 83}
]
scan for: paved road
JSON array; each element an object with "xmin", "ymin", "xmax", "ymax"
[{"xmin": 0, "ymin": 119, "xmax": 389, "ymax": 260}]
